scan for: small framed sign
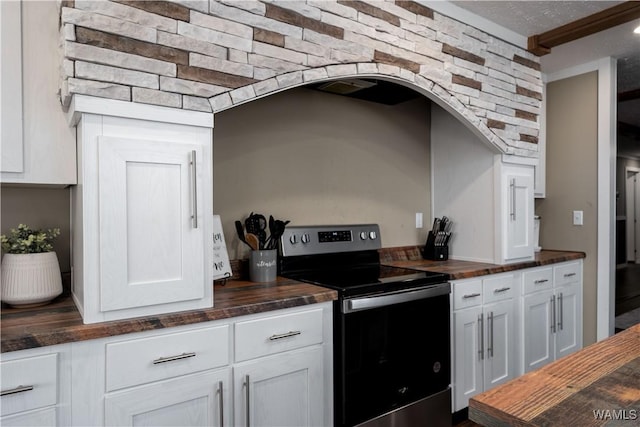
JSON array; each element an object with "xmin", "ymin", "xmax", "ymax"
[{"xmin": 212, "ymin": 215, "xmax": 232, "ymax": 280}]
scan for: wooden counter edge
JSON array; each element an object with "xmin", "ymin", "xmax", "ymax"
[{"xmin": 468, "ymin": 324, "xmax": 640, "ymax": 427}]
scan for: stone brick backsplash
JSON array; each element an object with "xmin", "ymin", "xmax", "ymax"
[{"xmin": 59, "ymin": 0, "xmax": 543, "ymax": 156}]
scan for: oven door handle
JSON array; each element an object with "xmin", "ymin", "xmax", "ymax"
[{"xmin": 343, "ymin": 283, "xmax": 450, "ymax": 313}]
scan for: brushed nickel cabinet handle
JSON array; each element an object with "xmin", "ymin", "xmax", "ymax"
[
  {"xmin": 510, "ymin": 178, "xmax": 516, "ymax": 220},
  {"xmin": 269, "ymin": 331, "xmax": 301, "ymax": 341},
  {"xmin": 463, "ymin": 293, "xmax": 481, "ymax": 299},
  {"xmin": 1, "ymin": 385, "xmax": 34, "ymax": 396},
  {"xmin": 558, "ymin": 293, "xmax": 564, "ymax": 331},
  {"xmin": 190, "ymin": 149, "xmax": 198, "ymax": 229},
  {"xmin": 534, "ymin": 279, "xmax": 549, "ymax": 284},
  {"xmin": 488, "ymin": 311, "xmax": 494, "ymax": 358},
  {"xmin": 244, "ymin": 375, "xmax": 251, "ymax": 427},
  {"xmin": 550, "ymin": 295, "xmax": 557, "ymax": 334},
  {"xmin": 494, "ymin": 287, "xmax": 511, "ymax": 293},
  {"xmin": 152, "ymin": 352, "xmax": 196, "ymax": 365},
  {"xmin": 564, "ymin": 272, "xmax": 576, "ymax": 278},
  {"xmin": 217, "ymin": 381, "xmax": 224, "ymax": 427},
  {"xmin": 478, "ymin": 313, "xmax": 484, "ymax": 361}
]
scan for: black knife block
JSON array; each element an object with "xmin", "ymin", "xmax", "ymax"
[{"xmin": 422, "ymin": 231, "xmax": 449, "ymax": 261}]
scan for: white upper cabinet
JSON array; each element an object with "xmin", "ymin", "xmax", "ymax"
[
  {"xmin": 70, "ymin": 95, "xmax": 214, "ymax": 323},
  {"xmin": 1, "ymin": 0, "xmax": 23, "ymax": 174},
  {"xmin": 1, "ymin": 1, "xmax": 76, "ymax": 185},
  {"xmin": 97, "ymin": 136, "xmax": 206, "ymax": 311},
  {"xmin": 496, "ymin": 159, "xmax": 535, "ymax": 264}
]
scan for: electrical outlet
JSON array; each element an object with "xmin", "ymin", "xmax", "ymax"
[
  {"xmin": 416, "ymin": 212, "xmax": 423, "ymax": 228},
  {"xmin": 573, "ymin": 210, "xmax": 583, "ymax": 226}
]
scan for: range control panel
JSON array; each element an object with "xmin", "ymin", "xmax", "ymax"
[{"xmin": 280, "ymin": 224, "xmax": 381, "ymax": 257}]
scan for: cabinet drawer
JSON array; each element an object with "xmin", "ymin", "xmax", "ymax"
[
  {"xmin": 235, "ymin": 308, "xmax": 323, "ymax": 362},
  {"xmin": 483, "ymin": 275, "xmax": 515, "ymax": 304},
  {"xmin": 452, "ymin": 279, "xmax": 483, "ymax": 310},
  {"xmin": 554, "ymin": 262, "xmax": 581, "ymax": 286},
  {"xmin": 523, "ymin": 267, "xmax": 553, "ymax": 295},
  {"xmin": 1, "ymin": 354, "xmax": 57, "ymax": 417},
  {"xmin": 106, "ymin": 325, "xmax": 229, "ymax": 392}
]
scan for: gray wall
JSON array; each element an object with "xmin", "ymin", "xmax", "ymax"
[
  {"xmin": 431, "ymin": 103, "xmax": 497, "ymax": 263},
  {"xmin": 536, "ymin": 71, "xmax": 598, "ymax": 346},
  {"xmin": 1, "ymin": 187, "xmax": 71, "ymax": 272},
  {"xmin": 213, "ymin": 88, "xmax": 432, "ymax": 259}
]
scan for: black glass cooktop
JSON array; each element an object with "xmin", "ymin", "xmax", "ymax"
[{"xmin": 284, "ymin": 264, "xmax": 449, "ymax": 297}]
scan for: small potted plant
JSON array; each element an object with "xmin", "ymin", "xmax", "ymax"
[{"xmin": 1, "ymin": 224, "xmax": 63, "ymax": 307}]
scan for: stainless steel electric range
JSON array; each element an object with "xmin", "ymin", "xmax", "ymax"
[{"xmin": 279, "ymin": 224, "xmax": 452, "ymax": 427}]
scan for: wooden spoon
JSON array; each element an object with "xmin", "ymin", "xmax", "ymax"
[{"xmin": 245, "ymin": 233, "xmax": 260, "ymax": 251}]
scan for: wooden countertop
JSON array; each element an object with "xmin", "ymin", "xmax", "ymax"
[
  {"xmin": 469, "ymin": 324, "xmax": 640, "ymax": 426},
  {"xmin": 0, "ymin": 278, "xmax": 337, "ymax": 353},
  {"xmin": 1, "ymin": 249, "xmax": 584, "ymax": 354},
  {"xmin": 381, "ymin": 249, "xmax": 585, "ymax": 280}
]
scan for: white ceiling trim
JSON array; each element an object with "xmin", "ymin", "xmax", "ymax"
[{"xmin": 421, "ymin": 0, "xmax": 528, "ymax": 48}]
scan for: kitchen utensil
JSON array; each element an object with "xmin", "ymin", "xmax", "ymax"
[
  {"xmin": 245, "ymin": 233, "xmax": 260, "ymax": 251},
  {"xmin": 256, "ymin": 214, "xmax": 267, "ymax": 248},
  {"xmin": 235, "ymin": 220, "xmax": 247, "ymax": 244}
]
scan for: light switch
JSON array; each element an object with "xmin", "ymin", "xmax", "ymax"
[
  {"xmin": 573, "ymin": 210, "xmax": 583, "ymax": 226},
  {"xmin": 416, "ymin": 212, "xmax": 423, "ymax": 228}
]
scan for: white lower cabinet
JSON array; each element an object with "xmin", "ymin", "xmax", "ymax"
[
  {"xmin": 521, "ymin": 261, "xmax": 583, "ymax": 373},
  {"xmin": 0, "ymin": 345, "xmax": 71, "ymax": 426},
  {"xmin": 451, "ymin": 274, "xmax": 516, "ymax": 412},
  {"xmin": 71, "ymin": 303, "xmax": 332, "ymax": 426},
  {"xmin": 105, "ymin": 369, "xmax": 230, "ymax": 427},
  {"xmin": 234, "ymin": 347, "xmax": 324, "ymax": 427}
]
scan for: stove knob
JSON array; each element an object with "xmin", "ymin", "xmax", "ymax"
[
  {"xmin": 301, "ymin": 233, "xmax": 310, "ymax": 244},
  {"xmin": 359, "ymin": 231, "xmax": 368, "ymax": 240},
  {"xmin": 369, "ymin": 231, "xmax": 377, "ymax": 240},
  {"xmin": 289, "ymin": 234, "xmax": 298, "ymax": 244}
]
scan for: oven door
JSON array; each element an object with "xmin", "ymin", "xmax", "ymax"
[{"xmin": 335, "ymin": 283, "xmax": 451, "ymax": 427}]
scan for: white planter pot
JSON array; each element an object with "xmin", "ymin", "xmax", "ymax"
[{"xmin": 1, "ymin": 252, "xmax": 63, "ymax": 307}]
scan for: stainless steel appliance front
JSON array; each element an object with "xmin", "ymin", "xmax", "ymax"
[{"xmin": 279, "ymin": 224, "xmax": 452, "ymax": 427}]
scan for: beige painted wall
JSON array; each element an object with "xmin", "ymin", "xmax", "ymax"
[
  {"xmin": 1, "ymin": 187, "xmax": 71, "ymax": 272},
  {"xmin": 213, "ymin": 88, "xmax": 431, "ymax": 259},
  {"xmin": 536, "ymin": 71, "xmax": 598, "ymax": 345}
]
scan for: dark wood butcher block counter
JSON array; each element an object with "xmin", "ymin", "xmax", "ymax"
[
  {"xmin": 380, "ymin": 248, "xmax": 585, "ymax": 280},
  {"xmin": 2, "ymin": 249, "xmax": 584, "ymax": 354},
  {"xmin": 0, "ymin": 277, "xmax": 337, "ymax": 353},
  {"xmin": 469, "ymin": 323, "xmax": 640, "ymax": 426}
]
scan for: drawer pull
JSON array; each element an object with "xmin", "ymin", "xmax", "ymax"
[
  {"xmin": 152, "ymin": 352, "xmax": 196, "ymax": 365},
  {"xmin": 494, "ymin": 287, "xmax": 511, "ymax": 293},
  {"xmin": 534, "ymin": 279, "xmax": 549, "ymax": 284},
  {"xmin": 1, "ymin": 385, "xmax": 34, "ymax": 396},
  {"xmin": 564, "ymin": 272, "xmax": 577, "ymax": 278},
  {"xmin": 269, "ymin": 331, "xmax": 301, "ymax": 341},
  {"xmin": 462, "ymin": 293, "xmax": 481, "ymax": 299}
]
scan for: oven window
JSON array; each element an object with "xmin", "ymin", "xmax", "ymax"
[{"xmin": 336, "ymin": 293, "xmax": 450, "ymax": 427}]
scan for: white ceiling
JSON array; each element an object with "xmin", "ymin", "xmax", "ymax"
[{"xmin": 434, "ymin": 0, "xmax": 640, "ymax": 153}]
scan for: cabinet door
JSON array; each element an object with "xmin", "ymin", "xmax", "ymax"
[
  {"xmin": 0, "ymin": 408, "xmax": 56, "ymax": 427},
  {"xmin": 97, "ymin": 136, "xmax": 205, "ymax": 311},
  {"xmin": 234, "ymin": 347, "xmax": 324, "ymax": 427},
  {"xmin": 452, "ymin": 306, "xmax": 483, "ymax": 412},
  {"xmin": 105, "ymin": 369, "xmax": 230, "ymax": 427},
  {"xmin": 522, "ymin": 291, "xmax": 554, "ymax": 372},
  {"xmin": 505, "ymin": 173, "xmax": 534, "ymax": 260},
  {"xmin": 555, "ymin": 283, "xmax": 582, "ymax": 359},
  {"xmin": 483, "ymin": 300, "xmax": 515, "ymax": 390},
  {"xmin": 0, "ymin": 0, "xmax": 23, "ymax": 173}
]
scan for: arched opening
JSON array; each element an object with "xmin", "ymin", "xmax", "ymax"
[
  {"xmin": 212, "ymin": 76, "xmax": 498, "ymax": 260},
  {"xmin": 210, "ymin": 66, "xmax": 515, "ymax": 156}
]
